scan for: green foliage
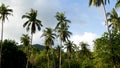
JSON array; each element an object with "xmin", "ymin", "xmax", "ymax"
[
  {"xmin": 93, "ymin": 32, "xmax": 120, "ymax": 68},
  {"xmin": 3, "ymin": 2, "xmax": 120, "ymax": 68},
  {"xmin": 1, "ymin": 39, "xmax": 27, "ymax": 68}
]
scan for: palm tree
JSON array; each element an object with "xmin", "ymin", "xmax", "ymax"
[
  {"xmin": 73, "ymin": 44, "xmax": 80, "ymax": 61},
  {"xmin": 55, "ymin": 12, "xmax": 71, "ymax": 29},
  {"xmin": 107, "ymin": 8, "xmax": 120, "ymax": 68},
  {"xmin": 55, "ymin": 12, "xmax": 72, "ymax": 68},
  {"xmin": 0, "ymin": 3, "xmax": 13, "ymax": 68},
  {"xmin": 41, "ymin": 28, "xmax": 56, "ymax": 68},
  {"xmin": 22, "ymin": 9, "xmax": 42, "ymax": 68},
  {"xmin": 107, "ymin": 8, "xmax": 120, "ymax": 32},
  {"xmin": 64, "ymin": 40, "xmax": 74, "ymax": 68},
  {"xmin": 115, "ymin": 0, "xmax": 120, "ymax": 10},
  {"xmin": 21, "ymin": 34, "xmax": 30, "ymax": 47},
  {"xmin": 22, "ymin": 9, "xmax": 42, "ymax": 45},
  {"xmin": 89, "ymin": 0, "xmax": 110, "ymax": 35},
  {"xmin": 79, "ymin": 42, "xmax": 91, "ymax": 59},
  {"xmin": 20, "ymin": 34, "xmax": 30, "ymax": 68}
]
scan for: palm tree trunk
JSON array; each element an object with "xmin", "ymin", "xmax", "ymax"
[
  {"xmin": 68, "ymin": 52, "xmax": 70, "ymax": 68},
  {"xmin": 114, "ymin": 64, "xmax": 116, "ymax": 68},
  {"xmin": 26, "ymin": 46, "xmax": 30, "ymax": 68},
  {"xmin": 0, "ymin": 21, "xmax": 4, "ymax": 68},
  {"xmin": 59, "ymin": 39, "xmax": 62, "ymax": 68},
  {"xmin": 102, "ymin": 2, "xmax": 116, "ymax": 68},
  {"xmin": 31, "ymin": 34, "xmax": 33, "ymax": 45},
  {"xmin": 47, "ymin": 51, "xmax": 49, "ymax": 68},
  {"xmin": 26, "ymin": 57, "xmax": 29, "ymax": 68},
  {"xmin": 52, "ymin": 50, "xmax": 55, "ymax": 68},
  {"xmin": 26, "ymin": 34, "xmax": 33, "ymax": 68},
  {"xmin": 1, "ymin": 21, "xmax": 3, "ymax": 42},
  {"xmin": 102, "ymin": 2, "xmax": 111, "ymax": 35}
]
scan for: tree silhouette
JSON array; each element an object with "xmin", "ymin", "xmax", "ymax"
[
  {"xmin": 0, "ymin": 3, "xmax": 13, "ymax": 68},
  {"xmin": 55, "ymin": 12, "xmax": 72, "ymax": 68},
  {"xmin": 41, "ymin": 28, "xmax": 56, "ymax": 68}
]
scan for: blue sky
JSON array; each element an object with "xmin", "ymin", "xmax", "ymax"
[{"xmin": 0, "ymin": 0, "xmax": 118, "ymax": 50}]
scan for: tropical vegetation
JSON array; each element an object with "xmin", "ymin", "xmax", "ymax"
[{"xmin": 1, "ymin": 0, "xmax": 120, "ymax": 68}]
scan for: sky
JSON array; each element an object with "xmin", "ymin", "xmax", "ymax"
[{"xmin": 0, "ymin": 0, "xmax": 117, "ymax": 50}]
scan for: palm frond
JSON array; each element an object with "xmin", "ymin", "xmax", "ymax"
[
  {"xmin": 23, "ymin": 21, "xmax": 29, "ymax": 27},
  {"xmin": 36, "ymin": 22, "xmax": 41, "ymax": 31},
  {"xmin": 115, "ymin": 0, "xmax": 120, "ymax": 10},
  {"xmin": 106, "ymin": 12, "xmax": 111, "ymax": 17},
  {"xmin": 26, "ymin": 22, "xmax": 31, "ymax": 32},
  {"xmin": 22, "ymin": 15, "xmax": 30, "ymax": 19}
]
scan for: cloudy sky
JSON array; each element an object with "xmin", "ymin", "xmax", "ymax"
[{"xmin": 0, "ymin": 0, "xmax": 117, "ymax": 50}]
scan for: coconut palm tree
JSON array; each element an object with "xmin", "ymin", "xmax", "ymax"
[
  {"xmin": 22, "ymin": 9, "xmax": 42, "ymax": 45},
  {"xmin": 22, "ymin": 9, "xmax": 42, "ymax": 68},
  {"xmin": 55, "ymin": 12, "xmax": 72, "ymax": 68},
  {"xmin": 64, "ymin": 40, "xmax": 74, "ymax": 68},
  {"xmin": 41, "ymin": 28, "xmax": 56, "ymax": 68},
  {"xmin": 89, "ymin": 0, "xmax": 110, "ymax": 35},
  {"xmin": 107, "ymin": 8, "xmax": 120, "ymax": 32},
  {"xmin": 79, "ymin": 42, "xmax": 91, "ymax": 59},
  {"xmin": 21, "ymin": 34, "xmax": 30, "ymax": 47},
  {"xmin": 55, "ymin": 12, "xmax": 71, "ymax": 29},
  {"xmin": 107, "ymin": 8, "xmax": 120, "ymax": 67},
  {"xmin": 0, "ymin": 3, "xmax": 13, "ymax": 67},
  {"xmin": 20, "ymin": 34, "xmax": 30, "ymax": 68}
]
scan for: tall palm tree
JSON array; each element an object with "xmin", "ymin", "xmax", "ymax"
[
  {"xmin": 20, "ymin": 34, "xmax": 30, "ymax": 68},
  {"xmin": 22, "ymin": 9, "xmax": 42, "ymax": 68},
  {"xmin": 41, "ymin": 28, "xmax": 56, "ymax": 68},
  {"xmin": 89, "ymin": 0, "xmax": 110, "ymax": 35},
  {"xmin": 64, "ymin": 40, "xmax": 74, "ymax": 68},
  {"xmin": 0, "ymin": 3, "xmax": 13, "ymax": 68},
  {"xmin": 22, "ymin": 9, "xmax": 42, "ymax": 45},
  {"xmin": 107, "ymin": 9, "xmax": 120, "ymax": 68},
  {"xmin": 107, "ymin": 8, "xmax": 120, "ymax": 32},
  {"xmin": 55, "ymin": 12, "xmax": 72, "ymax": 68}
]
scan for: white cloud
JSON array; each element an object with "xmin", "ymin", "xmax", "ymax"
[
  {"xmin": 0, "ymin": 0, "xmax": 62, "ymax": 44},
  {"xmin": 0, "ymin": 0, "xmax": 102, "ymax": 47},
  {"xmin": 70, "ymin": 32, "xmax": 99, "ymax": 51}
]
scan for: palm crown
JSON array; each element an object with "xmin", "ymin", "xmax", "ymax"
[
  {"xmin": 0, "ymin": 3, "xmax": 13, "ymax": 22},
  {"xmin": 22, "ymin": 9, "xmax": 42, "ymax": 34},
  {"xmin": 20, "ymin": 34, "xmax": 30, "ymax": 47},
  {"xmin": 42, "ymin": 28, "xmax": 56, "ymax": 48},
  {"xmin": 89, "ymin": 0, "xmax": 110, "ymax": 7},
  {"xmin": 107, "ymin": 8, "xmax": 120, "ymax": 31}
]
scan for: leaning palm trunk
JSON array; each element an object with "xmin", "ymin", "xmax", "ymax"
[
  {"xmin": 102, "ymin": 2, "xmax": 111, "ymax": 36},
  {"xmin": 59, "ymin": 38, "xmax": 62, "ymax": 68},
  {"xmin": 102, "ymin": 2, "xmax": 116, "ymax": 68},
  {"xmin": 0, "ymin": 21, "xmax": 4, "ymax": 68}
]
